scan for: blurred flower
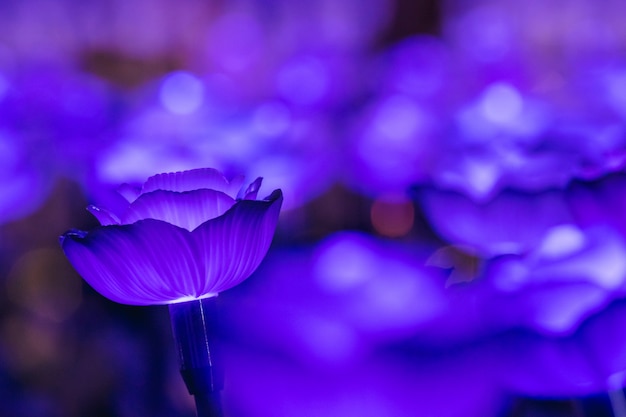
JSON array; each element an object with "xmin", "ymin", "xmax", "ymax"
[
  {"xmin": 413, "ymin": 186, "xmax": 574, "ymax": 257},
  {"xmin": 568, "ymin": 172, "xmax": 626, "ymax": 236},
  {"xmin": 92, "ymin": 71, "xmax": 338, "ymax": 211},
  {"xmin": 221, "ymin": 231, "xmax": 448, "ymax": 366},
  {"xmin": 222, "ymin": 344, "xmax": 503, "ymax": 417},
  {"xmin": 445, "ymin": 225, "xmax": 626, "ymax": 339},
  {"xmin": 342, "ymin": 36, "xmax": 450, "ymax": 197},
  {"xmin": 196, "ymin": 0, "xmax": 390, "ymax": 104},
  {"xmin": 0, "ymin": 59, "xmax": 118, "ymax": 223},
  {"xmin": 487, "ymin": 298, "xmax": 626, "ymax": 397},
  {"xmin": 60, "ymin": 168, "xmax": 283, "ymax": 305},
  {"xmin": 220, "ymin": 227, "xmax": 626, "ymax": 402},
  {"xmin": 432, "ymin": 0, "xmax": 626, "ymax": 201}
]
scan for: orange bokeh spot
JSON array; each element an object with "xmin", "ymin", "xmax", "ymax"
[{"xmin": 370, "ymin": 195, "xmax": 415, "ymax": 237}]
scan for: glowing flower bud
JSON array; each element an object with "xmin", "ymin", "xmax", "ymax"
[{"xmin": 60, "ymin": 168, "xmax": 283, "ymax": 305}]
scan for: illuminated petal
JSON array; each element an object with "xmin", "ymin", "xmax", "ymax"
[
  {"xmin": 117, "ymin": 183, "xmax": 141, "ymax": 203},
  {"xmin": 87, "ymin": 205, "xmax": 121, "ymax": 226},
  {"xmin": 142, "ymin": 168, "xmax": 244, "ymax": 198},
  {"xmin": 242, "ymin": 177, "xmax": 263, "ymax": 200},
  {"xmin": 123, "ymin": 189, "xmax": 236, "ymax": 231},
  {"xmin": 60, "ymin": 220, "xmax": 202, "ymax": 305},
  {"xmin": 193, "ymin": 189, "xmax": 283, "ymax": 295}
]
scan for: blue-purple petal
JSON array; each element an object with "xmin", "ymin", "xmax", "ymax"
[
  {"xmin": 60, "ymin": 219, "xmax": 203, "ymax": 305},
  {"xmin": 87, "ymin": 205, "xmax": 121, "ymax": 226},
  {"xmin": 242, "ymin": 177, "xmax": 263, "ymax": 200},
  {"xmin": 193, "ymin": 189, "xmax": 283, "ymax": 294},
  {"xmin": 116, "ymin": 183, "xmax": 142, "ymax": 203},
  {"xmin": 123, "ymin": 189, "xmax": 236, "ymax": 230},
  {"xmin": 141, "ymin": 168, "xmax": 244, "ymax": 198}
]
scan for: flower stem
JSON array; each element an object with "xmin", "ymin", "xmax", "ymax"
[{"xmin": 169, "ymin": 297, "xmax": 224, "ymax": 417}]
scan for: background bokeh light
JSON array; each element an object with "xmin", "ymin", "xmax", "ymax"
[{"xmin": 2, "ymin": 0, "xmax": 626, "ymax": 416}]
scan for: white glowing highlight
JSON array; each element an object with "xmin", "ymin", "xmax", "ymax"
[
  {"xmin": 159, "ymin": 71, "xmax": 204, "ymax": 115},
  {"xmin": 480, "ymin": 83, "xmax": 523, "ymax": 124},
  {"xmin": 537, "ymin": 233, "xmax": 626, "ymax": 290},
  {"xmin": 539, "ymin": 225, "xmax": 586, "ymax": 259},
  {"xmin": 314, "ymin": 237, "xmax": 376, "ymax": 292},
  {"xmin": 462, "ymin": 159, "xmax": 499, "ymax": 198},
  {"xmin": 583, "ymin": 242, "xmax": 626, "ymax": 289},
  {"xmin": 171, "ymin": 293, "xmax": 218, "ymax": 304}
]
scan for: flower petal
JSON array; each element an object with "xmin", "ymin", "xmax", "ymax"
[
  {"xmin": 193, "ymin": 189, "xmax": 283, "ymax": 295},
  {"xmin": 117, "ymin": 183, "xmax": 141, "ymax": 203},
  {"xmin": 123, "ymin": 189, "xmax": 236, "ymax": 231},
  {"xmin": 87, "ymin": 205, "xmax": 121, "ymax": 226},
  {"xmin": 60, "ymin": 220, "xmax": 204, "ymax": 305},
  {"xmin": 242, "ymin": 177, "xmax": 263, "ymax": 200},
  {"xmin": 142, "ymin": 168, "xmax": 244, "ymax": 198}
]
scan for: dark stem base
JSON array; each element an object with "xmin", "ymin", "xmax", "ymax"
[
  {"xmin": 169, "ymin": 297, "xmax": 224, "ymax": 417},
  {"xmin": 195, "ymin": 391, "xmax": 224, "ymax": 417}
]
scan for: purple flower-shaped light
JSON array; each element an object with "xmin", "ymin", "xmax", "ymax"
[{"xmin": 60, "ymin": 168, "xmax": 283, "ymax": 306}]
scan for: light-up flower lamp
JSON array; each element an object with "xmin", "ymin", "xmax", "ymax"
[{"xmin": 60, "ymin": 168, "xmax": 283, "ymax": 417}]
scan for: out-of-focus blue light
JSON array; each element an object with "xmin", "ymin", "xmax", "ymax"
[
  {"xmin": 98, "ymin": 142, "xmax": 158, "ymax": 182},
  {"xmin": 459, "ymin": 159, "xmax": 500, "ymax": 198},
  {"xmin": 277, "ymin": 57, "xmax": 328, "ymax": 106},
  {"xmin": 353, "ymin": 261, "xmax": 443, "ymax": 330},
  {"xmin": 248, "ymin": 155, "xmax": 298, "ymax": 198},
  {"xmin": 314, "ymin": 234, "xmax": 376, "ymax": 292},
  {"xmin": 159, "ymin": 71, "xmax": 204, "ymax": 115},
  {"xmin": 531, "ymin": 285, "xmax": 606, "ymax": 334},
  {"xmin": 537, "ymin": 225, "xmax": 586, "ymax": 259},
  {"xmin": 0, "ymin": 72, "xmax": 8, "ymax": 101},
  {"xmin": 251, "ymin": 102, "xmax": 291, "ymax": 137},
  {"xmin": 573, "ymin": 239, "xmax": 626, "ymax": 290},
  {"xmin": 492, "ymin": 260, "xmax": 529, "ymax": 292},
  {"xmin": 352, "ymin": 95, "xmax": 430, "ymax": 189},
  {"xmin": 480, "ymin": 82, "xmax": 523, "ymax": 125},
  {"xmin": 453, "ymin": 6, "xmax": 512, "ymax": 63},
  {"xmin": 294, "ymin": 315, "xmax": 357, "ymax": 363},
  {"xmin": 0, "ymin": 131, "xmax": 17, "ymax": 167},
  {"xmin": 313, "ymin": 232, "xmax": 445, "ymax": 331},
  {"xmin": 206, "ymin": 12, "xmax": 263, "ymax": 72},
  {"xmin": 608, "ymin": 371, "xmax": 626, "ymax": 391},
  {"xmin": 372, "ymin": 95, "xmax": 425, "ymax": 142},
  {"xmin": 606, "ymin": 70, "xmax": 626, "ymax": 115}
]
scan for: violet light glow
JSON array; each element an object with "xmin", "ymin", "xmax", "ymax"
[
  {"xmin": 94, "ymin": 69, "xmax": 338, "ymax": 212},
  {"xmin": 60, "ymin": 168, "xmax": 283, "ymax": 305}
]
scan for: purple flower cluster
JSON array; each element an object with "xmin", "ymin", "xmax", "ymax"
[{"xmin": 2, "ymin": 0, "xmax": 626, "ymax": 416}]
